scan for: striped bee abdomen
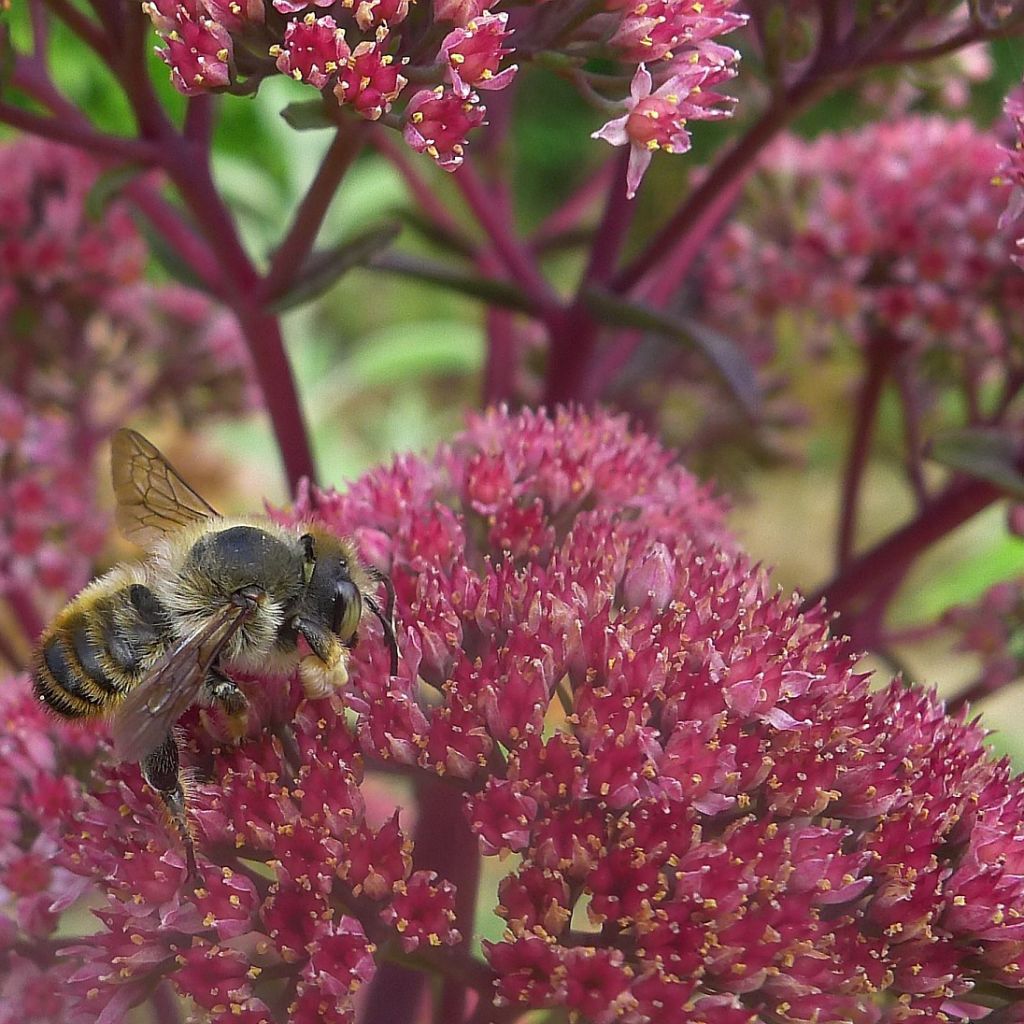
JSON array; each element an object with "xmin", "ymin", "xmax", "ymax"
[{"xmin": 33, "ymin": 579, "xmax": 170, "ymax": 720}]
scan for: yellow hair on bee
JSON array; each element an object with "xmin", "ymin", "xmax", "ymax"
[{"xmin": 299, "ymin": 651, "xmax": 349, "ymax": 699}]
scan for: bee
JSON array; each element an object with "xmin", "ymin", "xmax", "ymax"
[{"xmin": 32, "ymin": 429, "xmax": 398, "ymax": 870}]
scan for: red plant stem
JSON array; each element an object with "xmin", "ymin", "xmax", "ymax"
[
  {"xmin": 261, "ymin": 126, "xmax": 366, "ymax": 302},
  {"xmin": 893, "ymin": 355, "xmax": 928, "ymax": 509},
  {"xmin": 806, "ymin": 477, "xmax": 1002, "ymax": 625},
  {"xmin": 370, "ymin": 133, "xmax": 470, "ymax": 243},
  {"xmin": 483, "ymin": 307, "xmax": 520, "ymax": 405},
  {"xmin": 947, "ymin": 674, "xmax": 1004, "ymax": 717},
  {"xmin": 583, "ymin": 172, "xmax": 750, "ymax": 400},
  {"xmin": 126, "ymin": 181, "xmax": 227, "ymax": 294},
  {"xmin": 836, "ymin": 335, "xmax": 895, "ymax": 570},
  {"xmin": 150, "ymin": 981, "xmax": 183, "ymax": 1024},
  {"xmin": 183, "ymin": 95, "xmax": 214, "ymax": 148},
  {"xmin": 42, "ymin": 0, "xmax": 113, "ymax": 60},
  {"xmin": 148, "ymin": 120, "xmax": 317, "ymax": 486},
  {"xmin": 545, "ymin": 148, "xmax": 634, "ymax": 405},
  {"xmin": 0, "ymin": 102, "xmax": 156, "ymax": 163},
  {"xmin": 362, "ymin": 776, "xmax": 481, "ymax": 1024},
  {"xmin": 454, "ymin": 161, "xmax": 560, "ymax": 313}
]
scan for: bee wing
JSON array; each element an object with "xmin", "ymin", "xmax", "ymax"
[
  {"xmin": 111, "ymin": 602, "xmax": 251, "ymax": 763},
  {"xmin": 112, "ymin": 429, "xmax": 220, "ymax": 549}
]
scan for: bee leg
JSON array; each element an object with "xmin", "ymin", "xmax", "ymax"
[
  {"xmin": 204, "ymin": 667, "xmax": 248, "ymax": 716},
  {"xmin": 203, "ymin": 667, "xmax": 249, "ymax": 743},
  {"xmin": 141, "ymin": 732, "xmax": 197, "ymax": 878}
]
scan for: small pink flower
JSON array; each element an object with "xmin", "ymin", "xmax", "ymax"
[
  {"xmin": 612, "ymin": 0, "xmax": 747, "ymax": 63},
  {"xmin": 403, "ymin": 86, "xmax": 486, "ymax": 171},
  {"xmin": 438, "ymin": 10, "xmax": 517, "ymax": 98},
  {"xmin": 334, "ymin": 40, "xmax": 408, "ymax": 120},
  {"xmin": 142, "ymin": 0, "xmax": 200, "ymax": 34},
  {"xmin": 593, "ymin": 61, "xmax": 735, "ymax": 198},
  {"xmin": 271, "ymin": 13, "xmax": 349, "ymax": 90},
  {"xmin": 157, "ymin": 12, "xmax": 233, "ymax": 95}
]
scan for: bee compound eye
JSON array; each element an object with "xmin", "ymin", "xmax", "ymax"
[{"xmin": 333, "ymin": 580, "xmax": 362, "ymax": 643}]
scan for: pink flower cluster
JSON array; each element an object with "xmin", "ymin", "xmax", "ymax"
[
  {"xmin": 142, "ymin": 0, "xmax": 744, "ymax": 178},
  {"xmin": 997, "ymin": 84, "xmax": 1024, "ymax": 267},
  {"xmin": 0, "ymin": 679, "xmax": 98, "ymax": 1024},
  {"xmin": 0, "ymin": 137, "xmax": 253, "ymax": 646},
  {"xmin": 0, "ymin": 397, "xmax": 107, "ymax": 616},
  {"xmin": 594, "ymin": 3, "xmax": 747, "ymax": 197},
  {"xmin": 703, "ymin": 117, "xmax": 1024, "ymax": 366},
  {"xmin": 40, "ymin": 407, "xmax": 1024, "ymax": 1023}
]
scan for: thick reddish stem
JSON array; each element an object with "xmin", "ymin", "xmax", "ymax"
[
  {"xmin": 806, "ymin": 478, "xmax": 1002, "ymax": 626},
  {"xmin": 545, "ymin": 149, "xmax": 634, "ymax": 405},
  {"xmin": 836, "ymin": 336, "xmax": 895, "ymax": 569},
  {"xmin": 361, "ymin": 776, "xmax": 480, "ymax": 1024},
  {"xmin": 261, "ymin": 127, "xmax": 365, "ymax": 303},
  {"xmin": 454, "ymin": 161, "xmax": 560, "ymax": 313},
  {"xmin": 483, "ymin": 308, "xmax": 521, "ymax": 405}
]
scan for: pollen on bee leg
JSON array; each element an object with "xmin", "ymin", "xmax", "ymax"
[{"xmin": 300, "ymin": 650, "xmax": 349, "ymax": 699}]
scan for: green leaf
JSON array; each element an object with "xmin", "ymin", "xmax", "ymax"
[
  {"xmin": 85, "ymin": 165, "xmax": 142, "ymax": 221},
  {"xmin": 280, "ymin": 99, "xmax": 334, "ymax": 131},
  {"xmin": 930, "ymin": 429, "xmax": 1024, "ymax": 499},
  {"xmin": 397, "ymin": 209, "xmax": 478, "ymax": 260},
  {"xmin": 367, "ymin": 251, "xmax": 537, "ymax": 314},
  {"xmin": 582, "ymin": 286, "xmax": 761, "ymax": 415},
  {"xmin": 268, "ymin": 221, "xmax": 403, "ymax": 313}
]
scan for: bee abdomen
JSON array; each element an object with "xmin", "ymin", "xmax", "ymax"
[
  {"xmin": 33, "ymin": 581, "xmax": 169, "ymax": 720},
  {"xmin": 33, "ymin": 629, "xmax": 106, "ymax": 719}
]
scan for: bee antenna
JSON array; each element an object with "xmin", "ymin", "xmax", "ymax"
[{"xmin": 365, "ymin": 592, "xmax": 399, "ymax": 676}]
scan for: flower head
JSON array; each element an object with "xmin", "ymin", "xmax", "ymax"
[
  {"xmin": 139, "ymin": 0, "xmax": 742, "ymax": 171},
  {"xmin": 25, "ymin": 407, "xmax": 1024, "ymax": 1022},
  {"xmin": 594, "ymin": 50, "xmax": 740, "ymax": 197},
  {"xmin": 704, "ymin": 116, "xmax": 1024, "ymax": 368},
  {"xmin": 155, "ymin": 9, "xmax": 233, "ymax": 94},
  {"xmin": 334, "ymin": 40, "xmax": 408, "ymax": 120}
]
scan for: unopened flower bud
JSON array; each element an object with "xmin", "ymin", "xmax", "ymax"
[{"xmin": 621, "ymin": 541, "xmax": 675, "ymax": 610}]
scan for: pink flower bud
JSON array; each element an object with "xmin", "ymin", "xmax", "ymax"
[
  {"xmin": 621, "ymin": 540, "xmax": 676, "ymax": 610},
  {"xmin": 433, "ymin": 0, "xmax": 490, "ymax": 26}
]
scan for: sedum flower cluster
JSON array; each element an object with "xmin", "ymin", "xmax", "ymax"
[
  {"xmin": 0, "ymin": 677, "xmax": 100, "ymax": 1023},
  {"xmin": 0, "ymin": 138, "xmax": 254, "ymax": 638},
  {"xmin": 25, "ymin": 407, "xmax": 1024, "ymax": 1024},
  {"xmin": 997, "ymin": 85, "xmax": 1024, "ymax": 266},
  {"xmin": 143, "ymin": 0, "xmax": 745, "ymax": 181},
  {"xmin": 702, "ymin": 116, "xmax": 1024, "ymax": 367}
]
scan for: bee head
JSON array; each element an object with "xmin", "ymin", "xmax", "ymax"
[
  {"xmin": 299, "ymin": 531, "xmax": 363, "ymax": 646},
  {"xmin": 295, "ymin": 529, "xmax": 399, "ymax": 677}
]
